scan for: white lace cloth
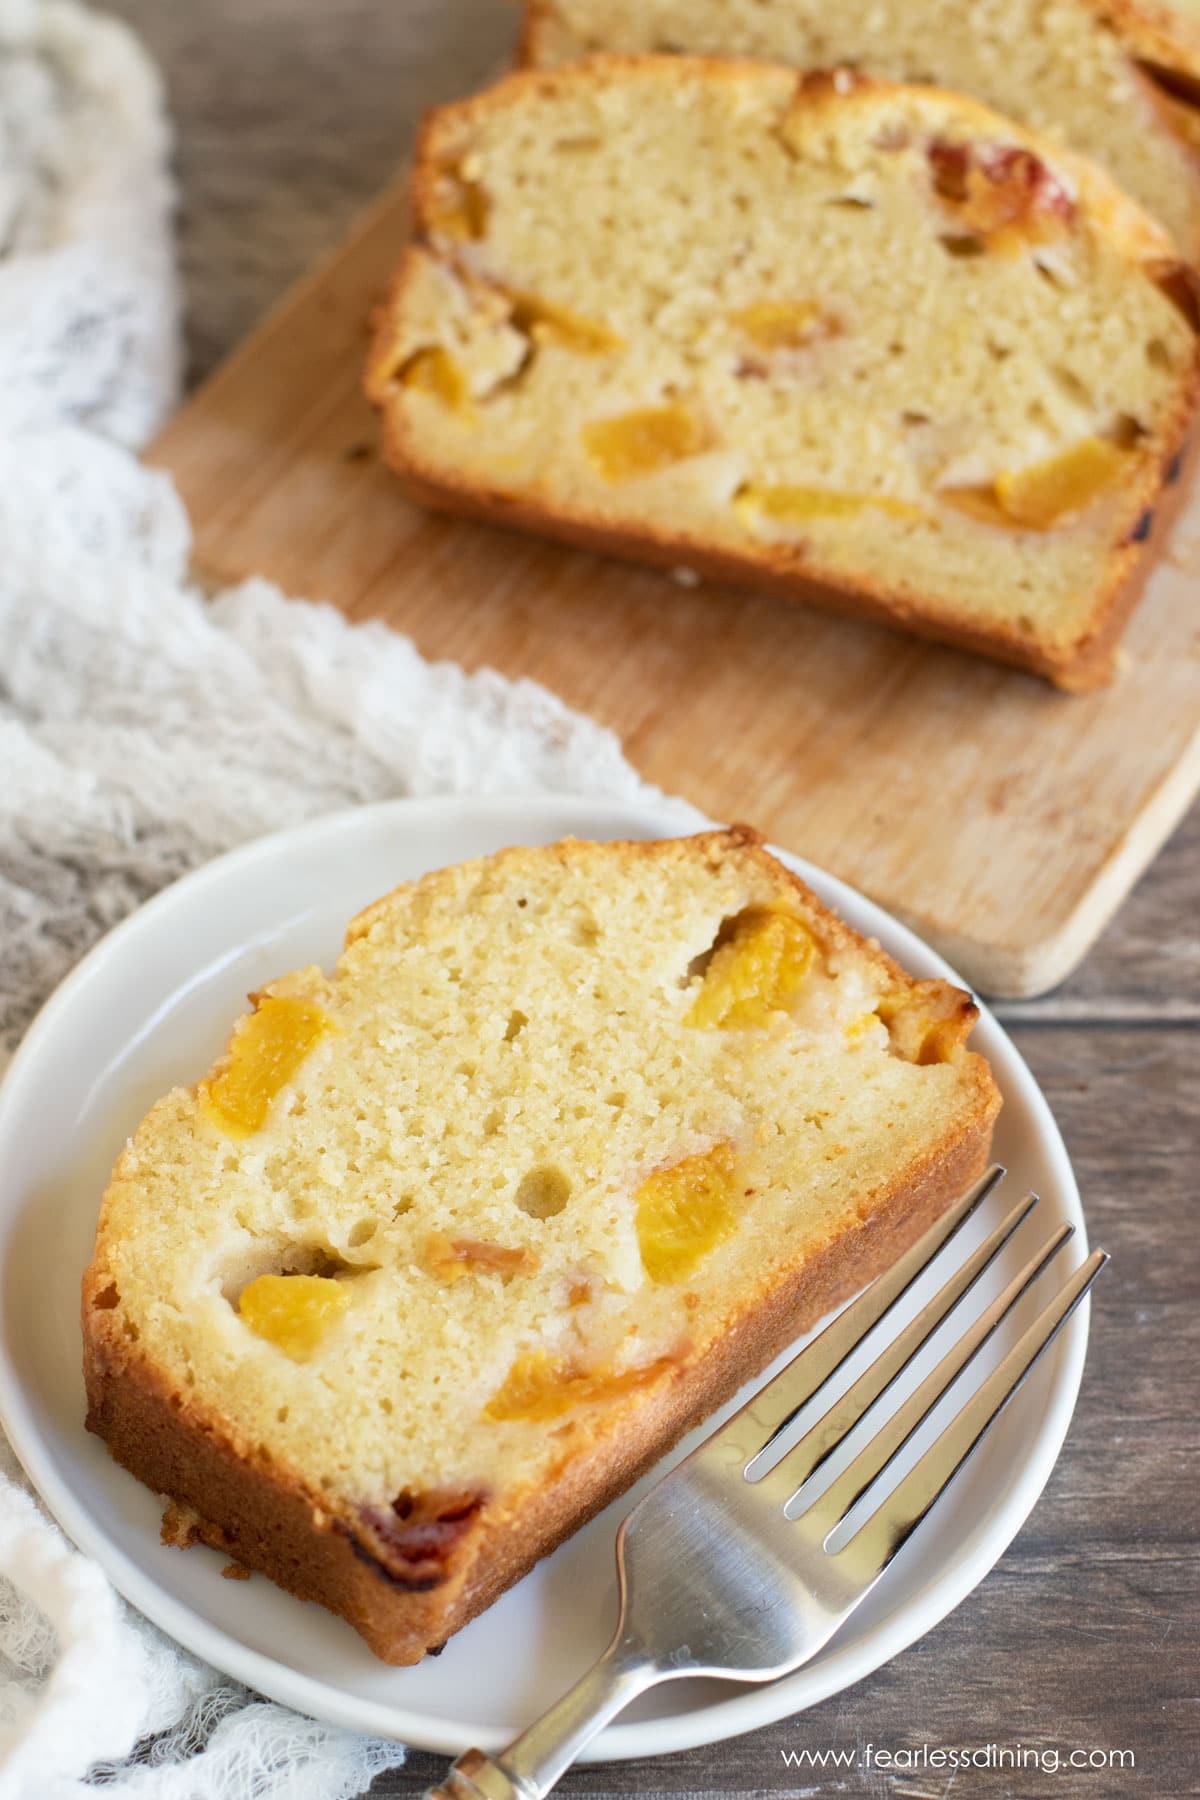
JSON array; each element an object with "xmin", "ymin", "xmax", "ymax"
[{"xmin": 0, "ymin": 5, "xmax": 693, "ymax": 1793}]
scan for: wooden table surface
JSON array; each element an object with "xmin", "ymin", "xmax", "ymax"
[{"xmin": 106, "ymin": 4, "xmax": 1199, "ymax": 1794}]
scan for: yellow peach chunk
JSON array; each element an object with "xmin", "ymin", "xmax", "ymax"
[
  {"xmin": 509, "ymin": 292, "xmax": 622, "ymax": 354},
  {"xmin": 875, "ymin": 991, "xmax": 964, "ymax": 1064},
  {"xmin": 238, "ymin": 1273, "xmax": 351, "ymax": 1360},
  {"xmin": 942, "ymin": 439, "xmax": 1133, "ymax": 531},
  {"xmin": 200, "ymin": 995, "xmax": 335, "ymax": 1137},
  {"xmin": 429, "ymin": 172, "xmax": 490, "ymax": 241},
  {"xmin": 397, "ymin": 347, "xmax": 469, "ymax": 411},
  {"xmin": 737, "ymin": 484, "xmax": 925, "ymax": 526},
  {"xmin": 582, "ymin": 406, "xmax": 710, "ymax": 480},
  {"xmin": 483, "ymin": 1350, "xmax": 676, "ymax": 1421},
  {"xmin": 687, "ymin": 909, "xmax": 815, "ymax": 1029},
  {"xmin": 730, "ymin": 300, "xmax": 834, "ymax": 350},
  {"xmin": 636, "ymin": 1141, "xmax": 740, "ymax": 1284},
  {"xmin": 995, "ymin": 439, "xmax": 1133, "ymax": 529}
]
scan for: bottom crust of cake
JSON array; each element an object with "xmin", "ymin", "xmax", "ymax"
[{"xmin": 83, "ymin": 1114, "xmax": 995, "ymax": 1665}]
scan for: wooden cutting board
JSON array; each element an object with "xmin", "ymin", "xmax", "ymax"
[{"xmin": 148, "ymin": 176, "xmax": 1200, "ymax": 1000}]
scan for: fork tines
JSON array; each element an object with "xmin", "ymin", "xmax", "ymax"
[{"xmin": 705, "ymin": 1164, "xmax": 1107, "ymax": 1580}]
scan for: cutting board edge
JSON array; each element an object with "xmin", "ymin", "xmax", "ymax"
[{"xmin": 904, "ymin": 711, "xmax": 1200, "ymax": 997}]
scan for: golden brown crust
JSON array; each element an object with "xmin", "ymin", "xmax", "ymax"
[
  {"xmin": 84, "ymin": 1089, "xmax": 996, "ymax": 1663},
  {"xmin": 1045, "ymin": 418, "xmax": 1200, "ymax": 689},
  {"xmin": 517, "ymin": 2, "xmax": 548, "ymax": 67},
  {"xmin": 367, "ymin": 59, "xmax": 1200, "ymax": 692}
]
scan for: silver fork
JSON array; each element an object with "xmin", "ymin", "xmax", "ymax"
[{"xmin": 423, "ymin": 1166, "xmax": 1106, "ymax": 1800}]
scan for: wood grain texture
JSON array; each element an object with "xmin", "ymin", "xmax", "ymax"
[
  {"xmin": 146, "ymin": 130, "xmax": 1200, "ymax": 1002},
  {"xmin": 95, "ymin": 2, "xmax": 1200, "ymax": 1794}
]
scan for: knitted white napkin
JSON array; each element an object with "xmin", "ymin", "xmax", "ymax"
[{"xmin": 0, "ymin": 4, "xmax": 695, "ymax": 1794}]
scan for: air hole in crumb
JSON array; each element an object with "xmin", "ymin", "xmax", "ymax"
[
  {"xmin": 504, "ymin": 1009, "xmax": 529, "ymax": 1041},
  {"xmin": 514, "ymin": 1165, "xmax": 572, "ymax": 1219},
  {"xmin": 1050, "ymin": 364, "xmax": 1093, "ymax": 409},
  {"xmin": 938, "ymin": 233, "xmax": 984, "ymax": 258},
  {"xmin": 218, "ymin": 1244, "xmax": 357, "ymax": 1306},
  {"xmin": 348, "ymin": 1219, "xmax": 377, "ymax": 1248},
  {"xmin": 1108, "ymin": 411, "xmax": 1148, "ymax": 447},
  {"xmin": 456, "ymin": 1060, "xmax": 478, "ymax": 1079},
  {"xmin": 1147, "ymin": 336, "xmax": 1173, "ymax": 371},
  {"xmin": 483, "ymin": 1108, "xmax": 504, "ymax": 1136},
  {"xmin": 606, "ymin": 1091, "xmax": 627, "ymax": 1109},
  {"xmin": 682, "ymin": 909, "xmax": 749, "ymax": 985},
  {"xmin": 93, "ymin": 1282, "xmax": 120, "ymax": 1310},
  {"xmin": 277, "ymin": 1405, "xmax": 289, "ymax": 1423},
  {"xmin": 516, "ymin": 896, "xmax": 528, "ymax": 909},
  {"xmin": 392, "ymin": 1489, "xmax": 415, "ymax": 1519},
  {"xmin": 379, "ymin": 1397, "xmax": 394, "ymax": 1416},
  {"xmin": 393, "ymin": 1193, "xmax": 415, "ymax": 1218},
  {"xmin": 122, "ymin": 1319, "xmax": 140, "ymax": 1342}
]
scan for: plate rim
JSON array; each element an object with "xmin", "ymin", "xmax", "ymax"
[{"xmin": 0, "ymin": 792, "xmax": 1089, "ymax": 1761}]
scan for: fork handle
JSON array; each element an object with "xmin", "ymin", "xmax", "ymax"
[{"xmin": 422, "ymin": 1643, "xmax": 659, "ymax": 1800}]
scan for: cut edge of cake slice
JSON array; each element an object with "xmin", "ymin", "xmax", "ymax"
[
  {"xmin": 83, "ymin": 827, "xmax": 1001, "ymax": 1664},
  {"xmin": 365, "ymin": 58, "xmax": 1200, "ymax": 691}
]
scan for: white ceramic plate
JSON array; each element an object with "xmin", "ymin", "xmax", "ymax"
[{"xmin": 0, "ymin": 796, "xmax": 1091, "ymax": 1761}]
